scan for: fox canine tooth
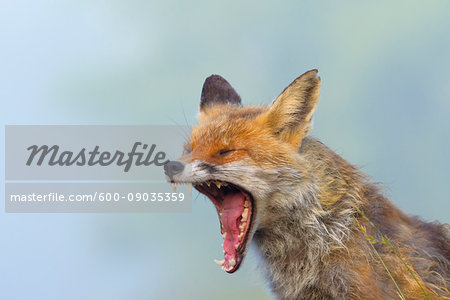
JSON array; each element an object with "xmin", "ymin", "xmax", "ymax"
[
  {"xmin": 214, "ymin": 259, "xmax": 225, "ymax": 266},
  {"xmin": 188, "ymin": 183, "xmax": 192, "ymax": 196},
  {"xmin": 173, "ymin": 186, "xmax": 177, "ymax": 193},
  {"xmin": 229, "ymin": 258, "xmax": 236, "ymax": 266}
]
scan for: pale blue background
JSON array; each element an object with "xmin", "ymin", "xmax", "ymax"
[{"xmin": 1, "ymin": 1, "xmax": 449, "ymax": 299}]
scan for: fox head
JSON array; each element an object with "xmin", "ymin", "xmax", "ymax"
[{"xmin": 165, "ymin": 70, "xmax": 321, "ymax": 273}]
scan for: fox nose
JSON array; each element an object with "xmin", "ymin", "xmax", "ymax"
[{"xmin": 164, "ymin": 160, "xmax": 185, "ymax": 180}]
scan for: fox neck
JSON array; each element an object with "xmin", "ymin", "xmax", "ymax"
[{"xmin": 252, "ymin": 137, "xmax": 366, "ymax": 298}]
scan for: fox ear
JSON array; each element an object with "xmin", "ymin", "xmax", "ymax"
[
  {"xmin": 263, "ymin": 69, "xmax": 320, "ymax": 147},
  {"xmin": 200, "ymin": 75, "xmax": 241, "ymax": 111}
]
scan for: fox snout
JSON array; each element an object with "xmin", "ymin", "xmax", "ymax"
[{"xmin": 164, "ymin": 160, "xmax": 185, "ymax": 181}]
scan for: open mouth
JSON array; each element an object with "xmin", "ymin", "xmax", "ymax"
[{"xmin": 194, "ymin": 180, "xmax": 254, "ymax": 273}]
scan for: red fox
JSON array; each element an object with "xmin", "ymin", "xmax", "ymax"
[{"xmin": 164, "ymin": 70, "xmax": 449, "ymax": 299}]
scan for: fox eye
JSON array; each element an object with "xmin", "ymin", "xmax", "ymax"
[
  {"xmin": 183, "ymin": 143, "xmax": 192, "ymax": 154},
  {"xmin": 218, "ymin": 149, "xmax": 235, "ymax": 156}
]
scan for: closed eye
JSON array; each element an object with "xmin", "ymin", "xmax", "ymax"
[
  {"xmin": 183, "ymin": 140, "xmax": 192, "ymax": 154},
  {"xmin": 218, "ymin": 149, "xmax": 236, "ymax": 156}
]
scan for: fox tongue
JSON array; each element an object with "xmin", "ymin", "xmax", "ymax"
[{"xmin": 221, "ymin": 192, "xmax": 245, "ymax": 268}]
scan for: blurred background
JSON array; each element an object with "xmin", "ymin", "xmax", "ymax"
[{"xmin": 1, "ymin": 1, "xmax": 449, "ymax": 299}]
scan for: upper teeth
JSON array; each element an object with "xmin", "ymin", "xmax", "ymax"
[{"xmin": 200, "ymin": 181, "xmax": 228, "ymax": 188}]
